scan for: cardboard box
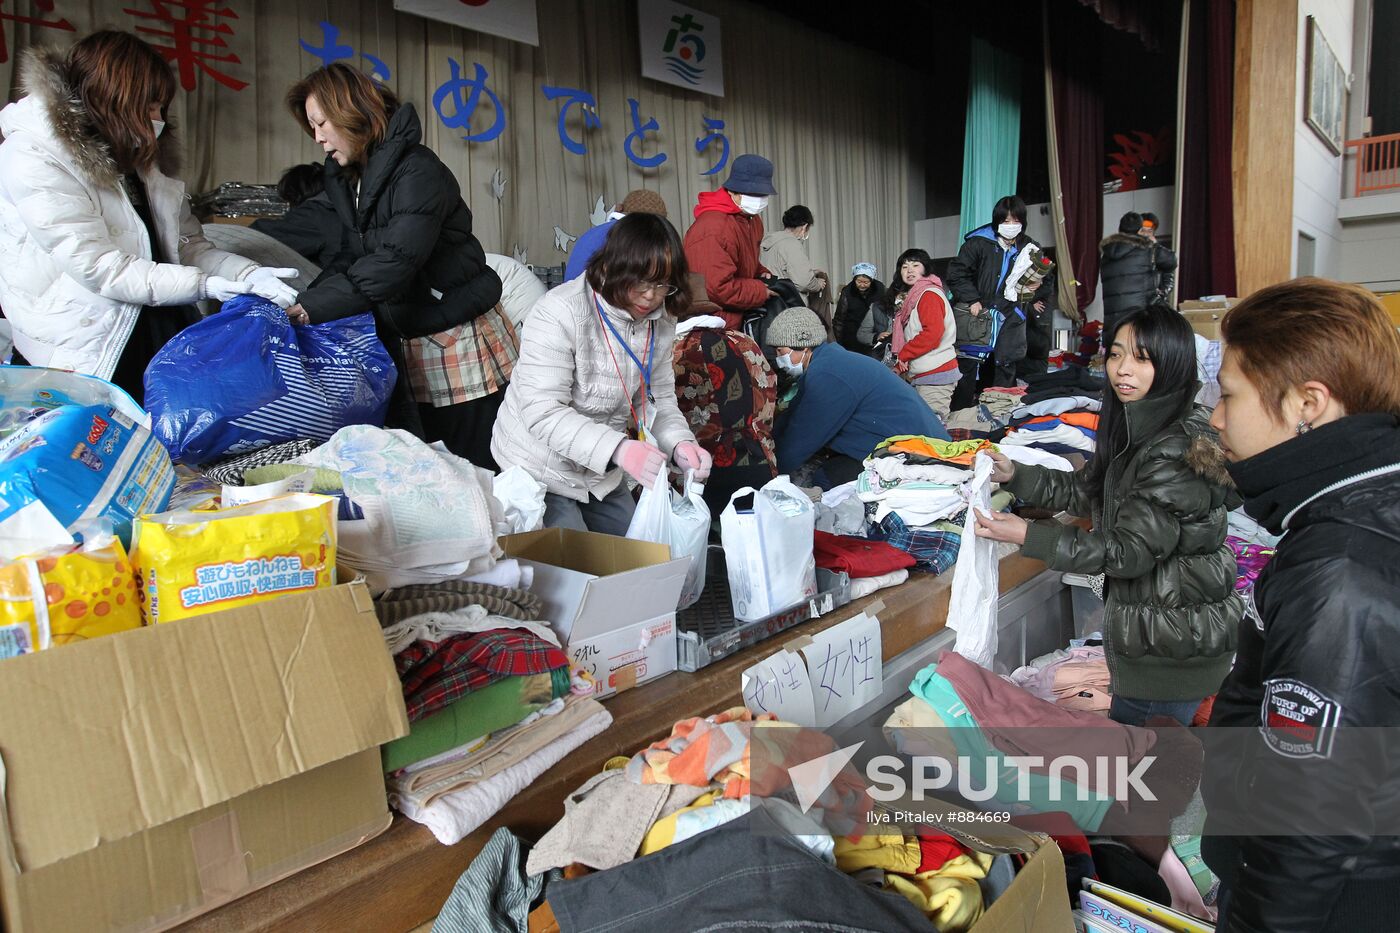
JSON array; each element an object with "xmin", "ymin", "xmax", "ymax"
[
  {"xmin": 902, "ymin": 800, "xmax": 1072, "ymax": 932},
  {"xmin": 0, "ymin": 581, "xmax": 409, "ymax": 932},
  {"xmin": 1181, "ymin": 308, "xmax": 1226, "ymax": 341},
  {"xmin": 1178, "ymin": 298, "xmax": 1236, "ymax": 311},
  {"xmin": 501, "ymin": 528, "xmax": 689, "ymax": 699},
  {"xmin": 1177, "ymin": 298, "xmax": 1234, "ymax": 341}
]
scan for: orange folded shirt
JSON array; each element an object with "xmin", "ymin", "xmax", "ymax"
[{"xmin": 1022, "ymin": 411, "xmax": 1100, "ymax": 431}]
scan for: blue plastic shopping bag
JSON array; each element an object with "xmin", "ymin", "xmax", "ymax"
[{"xmin": 144, "ymin": 295, "xmax": 396, "ymax": 464}]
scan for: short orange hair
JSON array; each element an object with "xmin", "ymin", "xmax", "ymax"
[
  {"xmin": 285, "ymin": 64, "xmax": 398, "ymax": 164},
  {"xmin": 1222, "ymin": 277, "xmax": 1400, "ymax": 422}
]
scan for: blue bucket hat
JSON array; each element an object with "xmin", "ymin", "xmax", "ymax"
[{"xmin": 723, "ymin": 154, "xmax": 777, "ymax": 196}]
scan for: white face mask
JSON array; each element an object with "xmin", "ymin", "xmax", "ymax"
[
  {"xmin": 152, "ymin": 119, "xmax": 166, "ymax": 138},
  {"xmin": 998, "ymin": 222, "xmax": 1022, "ymax": 241},
  {"xmin": 738, "ymin": 194, "xmax": 769, "ymax": 215},
  {"xmin": 776, "ymin": 351, "xmax": 805, "ymax": 377}
]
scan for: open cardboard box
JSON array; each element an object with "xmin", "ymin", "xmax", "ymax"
[
  {"xmin": 899, "ymin": 798, "xmax": 1072, "ymax": 932},
  {"xmin": 1179, "ymin": 298, "xmax": 1236, "ymax": 342},
  {"xmin": 501, "ymin": 528, "xmax": 689, "ymax": 699},
  {"xmin": 0, "ymin": 581, "xmax": 408, "ymax": 932},
  {"xmin": 1180, "ymin": 309, "xmax": 1228, "ymax": 340}
]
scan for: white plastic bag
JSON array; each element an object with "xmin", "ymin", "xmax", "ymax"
[
  {"xmin": 626, "ymin": 470, "xmax": 711, "ymax": 610},
  {"xmin": 493, "ymin": 465, "xmax": 547, "ymax": 535},
  {"xmin": 720, "ymin": 475, "xmax": 818, "ymax": 622},
  {"xmin": 947, "ymin": 452, "xmax": 999, "ymax": 667}
]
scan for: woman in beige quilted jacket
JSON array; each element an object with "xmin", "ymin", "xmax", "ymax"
[{"xmin": 490, "ymin": 213, "xmax": 708, "ymax": 535}]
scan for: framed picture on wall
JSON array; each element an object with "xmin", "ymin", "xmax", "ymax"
[{"xmin": 1305, "ymin": 16, "xmax": 1347, "ymax": 154}]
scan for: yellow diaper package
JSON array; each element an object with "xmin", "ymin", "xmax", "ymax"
[
  {"xmin": 0, "ymin": 537, "xmax": 143, "ymax": 657},
  {"xmin": 132, "ymin": 493, "xmax": 338, "ymax": 625}
]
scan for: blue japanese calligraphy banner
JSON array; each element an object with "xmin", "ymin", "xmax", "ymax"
[
  {"xmin": 639, "ymin": 0, "xmax": 723, "ymax": 97},
  {"xmin": 393, "ymin": 0, "xmax": 539, "ymax": 47},
  {"xmin": 0, "ymin": 0, "xmax": 915, "ymax": 288}
]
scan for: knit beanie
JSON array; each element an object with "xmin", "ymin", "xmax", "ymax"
[
  {"xmin": 619, "ymin": 189, "xmax": 667, "ymax": 217},
  {"xmin": 764, "ymin": 307, "xmax": 826, "ymax": 349}
]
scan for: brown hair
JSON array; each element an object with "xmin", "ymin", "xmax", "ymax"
[
  {"xmin": 1222, "ymin": 277, "xmax": 1400, "ymax": 421},
  {"xmin": 286, "ymin": 64, "xmax": 398, "ymax": 167},
  {"xmin": 66, "ymin": 31, "xmax": 177, "ymax": 174},
  {"xmin": 585, "ymin": 213, "xmax": 692, "ymax": 319}
]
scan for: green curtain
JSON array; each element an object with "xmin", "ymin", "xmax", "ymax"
[{"xmin": 959, "ymin": 38, "xmax": 1022, "ymax": 238}]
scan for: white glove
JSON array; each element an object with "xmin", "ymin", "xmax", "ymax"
[
  {"xmin": 244, "ymin": 267, "xmax": 299, "ymax": 309},
  {"xmin": 203, "ymin": 275, "xmax": 253, "ymax": 302}
]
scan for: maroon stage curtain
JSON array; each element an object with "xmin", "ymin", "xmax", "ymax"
[
  {"xmin": 1077, "ymin": 0, "xmax": 1173, "ymax": 52},
  {"xmin": 1048, "ymin": 3, "xmax": 1105, "ymax": 312},
  {"xmin": 1177, "ymin": 0, "xmax": 1238, "ymax": 300}
]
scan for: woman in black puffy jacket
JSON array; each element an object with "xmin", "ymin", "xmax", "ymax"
[
  {"xmin": 283, "ymin": 65, "xmax": 511, "ymax": 467},
  {"xmin": 1201, "ymin": 278, "xmax": 1400, "ymax": 933}
]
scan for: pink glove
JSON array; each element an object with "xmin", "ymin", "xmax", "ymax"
[
  {"xmin": 613, "ymin": 439, "xmax": 667, "ymax": 487},
  {"xmin": 673, "ymin": 441, "xmax": 713, "ymax": 481}
]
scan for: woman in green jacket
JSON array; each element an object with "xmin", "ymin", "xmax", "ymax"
[{"xmin": 975, "ymin": 304, "xmax": 1241, "ymax": 726}]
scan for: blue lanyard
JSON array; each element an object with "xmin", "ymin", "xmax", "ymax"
[{"xmin": 593, "ymin": 292, "xmax": 655, "ymax": 402}]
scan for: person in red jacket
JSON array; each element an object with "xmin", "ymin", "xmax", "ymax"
[
  {"xmin": 683, "ymin": 154, "xmax": 779, "ymax": 329},
  {"xmin": 887, "ymin": 248, "xmax": 959, "ymax": 420}
]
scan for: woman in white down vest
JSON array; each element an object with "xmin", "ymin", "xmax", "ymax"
[{"xmin": 0, "ymin": 31, "xmax": 297, "ymax": 404}]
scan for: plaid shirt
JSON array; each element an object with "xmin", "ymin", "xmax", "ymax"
[
  {"xmin": 396, "ymin": 629, "xmax": 568, "ymax": 722},
  {"xmin": 870, "ymin": 513, "xmax": 962, "ymax": 574},
  {"xmin": 405, "ymin": 304, "xmax": 520, "ymax": 407}
]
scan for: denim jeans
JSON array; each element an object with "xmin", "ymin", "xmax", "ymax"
[
  {"xmin": 1108, "ymin": 694, "xmax": 1203, "ymax": 727},
  {"xmin": 548, "ymin": 810, "xmax": 931, "ymax": 932}
]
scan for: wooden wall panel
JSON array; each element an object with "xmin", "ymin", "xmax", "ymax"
[{"xmin": 1233, "ymin": 0, "xmax": 1299, "ymax": 295}]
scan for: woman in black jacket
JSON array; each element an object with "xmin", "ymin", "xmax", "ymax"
[
  {"xmin": 833, "ymin": 262, "xmax": 885, "ymax": 353},
  {"xmin": 283, "ymin": 65, "xmax": 509, "ymax": 466},
  {"xmin": 1202, "ymin": 278, "xmax": 1400, "ymax": 932},
  {"xmin": 975, "ymin": 305, "xmax": 1240, "ymax": 725}
]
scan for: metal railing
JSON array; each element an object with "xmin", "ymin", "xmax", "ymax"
[{"xmin": 1346, "ymin": 133, "xmax": 1400, "ymax": 197}]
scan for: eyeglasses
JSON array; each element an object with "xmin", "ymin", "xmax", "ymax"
[{"xmin": 631, "ymin": 281, "xmax": 679, "ymax": 297}]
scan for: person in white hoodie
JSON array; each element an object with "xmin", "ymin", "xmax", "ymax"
[{"xmin": 0, "ymin": 32, "xmax": 298, "ymax": 404}]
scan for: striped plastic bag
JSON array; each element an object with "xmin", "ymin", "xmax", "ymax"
[{"xmin": 144, "ymin": 295, "xmax": 395, "ymax": 465}]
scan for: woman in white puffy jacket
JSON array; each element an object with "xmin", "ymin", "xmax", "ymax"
[{"xmin": 0, "ymin": 32, "xmax": 298, "ymax": 404}]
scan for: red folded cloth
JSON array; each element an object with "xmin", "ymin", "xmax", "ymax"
[
  {"xmin": 916, "ymin": 831, "xmax": 968, "ymax": 873},
  {"xmin": 813, "ymin": 531, "xmax": 917, "ymax": 578}
]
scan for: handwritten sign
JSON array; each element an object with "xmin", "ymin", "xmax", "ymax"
[
  {"xmin": 740, "ymin": 608, "xmax": 883, "ymax": 727},
  {"xmin": 741, "ymin": 648, "xmax": 816, "ymax": 725},
  {"xmin": 800, "ymin": 612, "xmax": 882, "ymax": 725}
]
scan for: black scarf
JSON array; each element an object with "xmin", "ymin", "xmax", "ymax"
[{"xmin": 1225, "ymin": 413, "xmax": 1400, "ymax": 534}]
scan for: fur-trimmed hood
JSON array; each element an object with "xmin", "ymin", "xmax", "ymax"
[
  {"xmin": 4, "ymin": 45, "xmax": 180, "ymax": 190},
  {"xmin": 1186, "ymin": 433, "xmax": 1232, "ymax": 487},
  {"xmin": 1099, "ymin": 231, "xmax": 1152, "ymax": 253},
  {"xmin": 1181, "ymin": 400, "xmax": 1233, "ymax": 486}
]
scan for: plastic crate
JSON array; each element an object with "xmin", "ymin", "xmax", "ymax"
[{"xmin": 676, "ymin": 544, "xmax": 851, "ymax": 671}]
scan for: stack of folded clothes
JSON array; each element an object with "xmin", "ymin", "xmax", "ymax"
[
  {"xmin": 852, "ymin": 436, "xmax": 1037, "ymax": 574},
  {"xmin": 375, "ymin": 580, "xmax": 606, "ymax": 845},
  {"xmin": 944, "ymin": 386, "xmax": 1028, "ymax": 438},
  {"xmin": 1000, "ymin": 368, "xmax": 1104, "ymax": 464},
  {"xmin": 813, "ymin": 530, "xmax": 917, "ymax": 599}
]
